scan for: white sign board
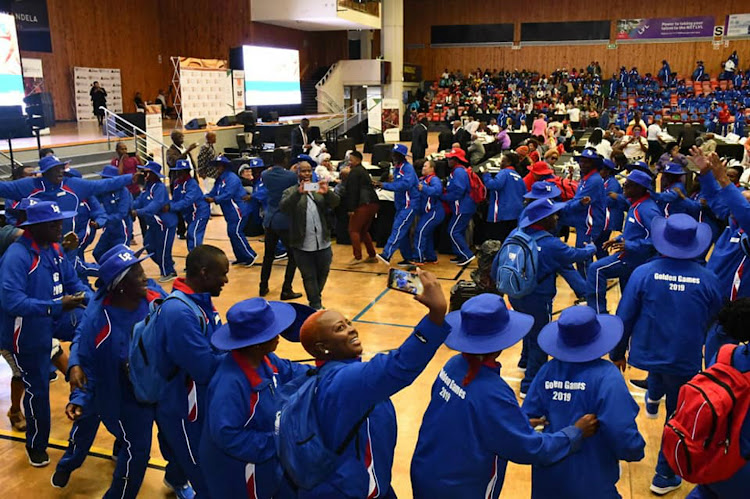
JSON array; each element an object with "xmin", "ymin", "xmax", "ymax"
[
  {"xmin": 179, "ymin": 68, "xmax": 234, "ymax": 125},
  {"xmin": 73, "ymin": 67, "xmax": 123, "ymax": 122},
  {"xmin": 726, "ymin": 14, "xmax": 750, "ymax": 38},
  {"xmin": 145, "ymin": 113, "xmax": 163, "ymax": 162},
  {"xmin": 232, "ymin": 70, "xmax": 245, "ymax": 114}
]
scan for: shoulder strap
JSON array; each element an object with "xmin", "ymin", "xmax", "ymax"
[
  {"xmin": 717, "ymin": 344, "xmax": 738, "ymax": 367},
  {"xmin": 335, "ymin": 405, "xmax": 375, "ymax": 455},
  {"xmin": 163, "ymin": 290, "xmax": 208, "ymax": 335}
]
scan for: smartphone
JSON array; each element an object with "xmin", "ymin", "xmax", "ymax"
[
  {"xmin": 303, "ymin": 182, "xmax": 320, "ymax": 192},
  {"xmin": 387, "ymin": 268, "xmax": 423, "ymax": 295},
  {"xmin": 73, "ymin": 291, "xmax": 86, "ymax": 300}
]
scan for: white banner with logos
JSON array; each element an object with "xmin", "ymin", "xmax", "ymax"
[
  {"xmin": 145, "ymin": 113, "xmax": 163, "ymax": 162},
  {"xmin": 726, "ymin": 13, "xmax": 750, "ymax": 38},
  {"xmin": 73, "ymin": 67, "xmax": 123, "ymax": 122},
  {"xmin": 232, "ymin": 70, "xmax": 245, "ymax": 114},
  {"xmin": 179, "ymin": 68, "xmax": 234, "ymax": 125}
]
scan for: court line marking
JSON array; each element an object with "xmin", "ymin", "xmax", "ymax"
[
  {"xmin": 352, "ymin": 288, "xmax": 390, "ymax": 321},
  {"xmin": 353, "ymin": 319, "xmax": 414, "ymax": 329}
]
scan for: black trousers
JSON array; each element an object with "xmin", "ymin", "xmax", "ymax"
[
  {"xmin": 259, "ymin": 227, "xmax": 297, "ymax": 293},
  {"xmin": 293, "ymin": 246, "xmax": 332, "ymax": 310}
]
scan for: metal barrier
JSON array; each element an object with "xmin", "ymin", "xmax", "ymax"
[{"xmin": 100, "ymin": 107, "xmax": 169, "ymax": 166}]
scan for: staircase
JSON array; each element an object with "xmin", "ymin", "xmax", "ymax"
[{"xmin": 301, "ymin": 66, "xmax": 331, "ymax": 115}]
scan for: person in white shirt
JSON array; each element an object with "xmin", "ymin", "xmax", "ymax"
[
  {"xmin": 646, "ymin": 118, "xmax": 664, "ymax": 165},
  {"xmin": 465, "ymin": 116, "xmax": 480, "ymax": 138},
  {"xmin": 568, "ymin": 105, "xmax": 581, "ymax": 129},
  {"xmin": 586, "ymin": 128, "xmax": 612, "ymax": 160},
  {"xmin": 614, "ymin": 124, "xmax": 649, "ymax": 162},
  {"xmin": 315, "ymin": 154, "xmax": 339, "ymax": 184}
]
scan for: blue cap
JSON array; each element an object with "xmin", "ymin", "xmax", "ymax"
[
  {"xmin": 444, "ymin": 294, "xmax": 534, "ymax": 354},
  {"xmin": 210, "ymin": 155, "xmax": 232, "ymax": 168},
  {"xmin": 392, "ymin": 143, "xmax": 408, "ymax": 156},
  {"xmin": 293, "ymin": 154, "xmax": 318, "ymax": 168},
  {"xmin": 519, "ymin": 198, "xmax": 566, "ymax": 228},
  {"xmin": 35, "ymin": 155, "xmax": 70, "ymax": 174},
  {"xmin": 651, "ymin": 214, "xmax": 712, "ymax": 260},
  {"xmin": 663, "ymin": 162, "xmax": 686, "ymax": 175},
  {"xmin": 573, "ymin": 148, "xmax": 603, "ymax": 166},
  {"xmin": 95, "ymin": 245, "xmax": 151, "ymax": 290},
  {"xmin": 171, "ymin": 159, "xmax": 191, "ymax": 171},
  {"xmin": 99, "ymin": 165, "xmax": 120, "ymax": 178},
  {"xmin": 211, "ymin": 298, "xmax": 297, "ymax": 350},
  {"xmin": 19, "ymin": 201, "xmax": 76, "ymax": 227},
  {"xmin": 524, "ymin": 181, "xmax": 561, "ymax": 200},
  {"xmin": 138, "ymin": 161, "xmax": 164, "ymax": 178},
  {"xmin": 538, "ymin": 306, "xmax": 623, "ymax": 363},
  {"xmin": 250, "ymin": 157, "xmax": 265, "ymax": 168},
  {"xmin": 625, "ymin": 169, "xmax": 652, "ymax": 189},
  {"xmin": 64, "ymin": 168, "xmax": 82, "ymax": 178}
]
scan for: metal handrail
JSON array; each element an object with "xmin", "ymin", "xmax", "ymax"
[
  {"xmin": 0, "ymin": 149, "xmax": 23, "ymax": 168},
  {"xmin": 316, "ymin": 62, "xmax": 339, "ymax": 89},
  {"xmin": 100, "ymin": 106, "xmax": 170, "ymax": 166}
]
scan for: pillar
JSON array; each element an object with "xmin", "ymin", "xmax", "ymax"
[{"xmin": 381, "ymin": 0, "xmax": 403, "ymax": 131}]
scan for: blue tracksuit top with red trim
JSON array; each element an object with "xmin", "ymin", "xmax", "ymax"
[
  {"xmin": 483, "ymin": 167, "xmax": 525, "ymax": 222},
  {"xmin": 200, "ymin": 352, "xmax": 311, "ymax": 499},
  {"xmin": 523, "ymin": 359, "xmax": 645, "ymax": 499},
  {"xmin": 297, "ymin": 315, "xmax": 450, "ymax": 499},
  {"xmin": 74, "ymin": 195, "xmax": 107, "ymax": 247},
  {"xmin": 441, "ymin": 166, "xmax": 476, "ymax": 215},
  {"xmin": 68, "ymin": 286, "xmax": 165, "ymax": 422},
  {"xmin": 702, "ymin": 172, "xmax": 750, "ymax": 300},
  {"xmin": 613, "ymin": 257, "xmax": 722, "ymax": 375},
  {"xmin": 207, "ymin": 170, "xmax": 250, "ymax": 221},
  {"xmin": 382, "ymin": 161, "xmax": 419, "ymax": 211},
  {"xmin": 603, "ymin": 176, "xmax": 626, "ymax": 232},
  {"xmin": 614, "ymin": 194, "xmax": 661, "ymax": 265},
  {"xmin": 170, "ymin": 177, "xmax": 210, "ymax": 224},
  {"xmin": 0, "ymin": 175, "xmax": 133, "ymax": 236},
  {"xmin": 97, "ymin": 186, "xmax": 133, "ymax": 238},
  {"xmin": 411, "ymin": 354, "xmax": 583, "ymax": 499},
  {"xmin": 0, "ymin": 233, "xmax": 90, "ymax": 354},
  {"xmin": 418, "ymin": 174, "xmax": 443, "ymax": 214},
  {"xmin": 562, "ymin": 169, "xmax": 605, "ymax": 238},
  {"xmin": 652, "ymin": 181, "xmax": 693, "ymax": 217},
  {"xmin": 133, "ymin": 180, "xmax": 177, "ymax": 228}
]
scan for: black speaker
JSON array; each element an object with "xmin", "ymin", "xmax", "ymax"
[
  {"xmin": 217, "ymin": 115, "xmax": 238, "ymax": 126},
  {"xmin": 185, "ymin": 117, "xmax": 207, "ymax": 130},
  {"xmin": 23, "ymin": 92, "xmax": 55, "ymax": 129},
  {"xmin": 236, "ymin": 110, "xmax": 255, "ymax": 125}
]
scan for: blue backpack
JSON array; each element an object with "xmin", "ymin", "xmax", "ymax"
[
  {"xmin": 493, "ymin": 228, "xmax": 551, "ymax": 299},
  {"xmin": 276, "ymin": 366, "xmax": 372, "ymax": 490},
  {"xmin": 129, "ymin": 289, "xmax": 206, "ymax": 404}
]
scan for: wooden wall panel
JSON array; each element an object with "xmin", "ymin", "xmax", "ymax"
[{"xmin": 405, "ymin": 0, "xmax": 750, "ymax": 79}]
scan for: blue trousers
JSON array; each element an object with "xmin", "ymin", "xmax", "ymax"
[
  {"xmin": 586, "ymin": 254, "xmax": 633, "ymax": 314},
  {"xmin": 186, "ymin": 216, "xmax": 209, "ymax": 252},
  {"xmin": 448, "ymin": 212, "xmax": 473, "ymax": 260},
  {"xmin": 509, "ymin": 296, "xmax": 552, "ymax": 393},
  {"xmin": 574, "ymin": 226, "xmax": 599, "ymax": 278},
  {"xmin": 414, "ymin": 210, "xmax": 444, "ymax": 262},
  {"xmin": 383, "ymin": 208, "xmax": 415, "ymax": 261},
  {"xmin": 145, "ymin": 224, "xmax": 176, "ymax": 276},
  {"xmin": 156, "ymin": 405, "xmax": 209, "ymax": 498},
  {"xmin": 648, "ymin": 372, "xmax": 694, "ymax": 478},
  {"xmin": 594, "ymin": 229, "xmax": 612, "ymax": 260},
  {"xmin": 13, "ymin": 350, "xmax": 50, "ymax": 451},
  {"xmin": 93, "ymin": 222, "xmax": 130, "ymax": 263},
  {"xmin": 226, "ymin": 216, "xmax": 256, "ymax": 263}
]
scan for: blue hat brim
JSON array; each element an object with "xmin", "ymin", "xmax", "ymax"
[
  {"xmin": 34, "ymin": 160, "xmax": 70, "ymax": 174},
  {"xmin": 280, "ymin": 303, "xmax": 317, "ymax": 343},
  {"xmin": 93, "ymin": 254, "xmax": 152, "ymax": 290},
  {"xmin": 19, "ymin": 210, "xmax": 77, "ymax": 227},
  {"xmin": 138, "ymin": 167, "xmax": 164, "ymax": 178},
  {"xmin": 518, "ymin": 201, "xmax": 566, "ymax": 228},
  {"xmin": 294, "ymin": 156, "xmax": 318, "ymax": 168},
  {"xmin": 211, "ymin": 301, "xmax": 296, "ymax": 351},
  {"xmin": 170, "ymin": 165, "xmax": 191, "ymax": 172},
  {"xmin": 651, "ymin": 217, "xmax": 713, "ymax": 259},
  {"xmin": 538, "ymin": 313, "xmax": 623, "ymax": 363},
  {"xmin": 524, "ymin": 185, "xmax": 561, "ymax": 199},
  {"xmin": 444, "ymin": 308, "xmax": 534, "ymax": 354},
  {"xmin": 99, "ymin": 171, "xmax": 114, "ymax": 178},
  {"xmin": 574, "ymin": 154, "xmax": 603, "ymax": 166}
]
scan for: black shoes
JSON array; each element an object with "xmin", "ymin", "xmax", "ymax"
[
  {"xmin": 280, "ymin": 291, "xmax": 303, "ymax": 301},
  {"xmin": 51, "ymin": 468, "xmax": 70, "ymax": 488},
  {"xmin": 26, "ymin": 446, "xmax": 49, "ymax": 467},
  {"xmin": 259, "ymin": 286, "xmax": 270, "ymax": 297}
]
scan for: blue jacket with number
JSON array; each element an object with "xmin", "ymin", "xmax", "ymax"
[
  {"xmin": 411, "ymin": 354, "xmax": 584, "ymax": 499},
  {"xmin": 97, "ymin": 186, "xmax": 133, "ymax": 242},
  {"xmin": 297, "ymin": 316, "xmax": 450, "ymax": 499},
  {"xmin": 418, "ymin": 174, "xmax": 443, "ymax": 214},
  {"xmin": 483, "ymin": 167, "xmax": 525, "ymax": 222},
  {"xmin": 523, "ymin": 359, "xmax": 645, "ymax": 499},
  {"xmin": 0, "ymin": 175, "xmax": 133, "ymax": 237},
  {"xmin": 442, "ymin": 166, "xmax": 476, "ymax": 215},
  {"xmin": 603, "ymin": 177, "xmax": 626, "ymax": 232},
  {"xmin": 170, "ymin": 177, "xmax": 210, "ymax": 224},
  {"xmin": 382, "ymin": 161, "xmax": 419, "ymax": 211},
  {"xmin": 615, "ymin": 194, "xmax": 661, "ymax": 265},
  {"xmin": 613, "ymin": 257, "xmax": 722, "ymax": 375},
  {"xmin": 200, "ymin": 352, "xmax": 311, "ymax": 499},
  {"xmin": 0, "ymin": 233, "xmax": 90, "ymax": 354},
  {"xmin": 207, "ymin": 170, "xmax": 250, "ymax": 221},
  {"xmin": 561, "ymin": 170, "xmax": 605, "ymax": 239},
  {"xmin": 133, "ymin": 180, "xmax": 177, "ymax": 228}
]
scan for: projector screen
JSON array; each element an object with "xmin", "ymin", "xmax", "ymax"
[
  {"xmin": 0, "ymin": 12, "xmax": 25, "ymax": 108},
  {"xmin": 242, "ymin": 45, "xmax": 301, "ymax": 106}
]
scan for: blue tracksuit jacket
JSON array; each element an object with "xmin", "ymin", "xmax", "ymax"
[
  {"xmin": 0, "ymin": 175, "xmax": 133, "ymax": 237},
  {"xmin": 75, "ymin": 196, "xmax": 107, "ymax": 250},
  {"xmin": 93, "ymin": 186, "xmax": 133, "ymax": 262},
  {"xmin": 523, "ymin": 359, "xmax": 645, "ymax": 499},
  {"xmin": 616, "ymin": 194, "xmax": 661, "ymax": 265},
  {"xmin": 418, "ymin": 174, "xmax": 443, "ymax": 214},
  {"xmin": 411, "ymin": 354, "xmax": 584, "ymax": 499},
  {"xmin": 483, "ymin": 167, "xmax": 525, "ymax": 222},
  {"xmin": 170, "ymin": 177, "xmax": 210, "ymax": 224},
  {"xmin": 442, "ymin": 166, "xmax": 476, "ymax": 215},
  {"xmin": 134, "ymin": 180, "xmax": 177, "ymax": 228},
  {"xmin": 652, "ymin": 181, "xmax": 693, "ymax": 217},
  {"xmin": 603, "ymin": 177, "xmax": 626, "ymax": 232},
  {"xmin": 382, "ymin": 161, "xmax": 419, "ymax": 211},
  {"xmin": 207, "ymin": 170, "xmax": 251, "ymax": 221},
  {"xmin": 261, "ymin": 166, "xmax": 299, "ymax": 230},
  {"xmin": 562, "ymin": 170, "xmax": 605, "ymax": 239},
  {"xmin": 297, "ymin": 315, "xmax": 450, "ymax": 499},
  {"xmin": 200, "ymin": 352, "xmax": 311, "ymax": 499},
  {"xmin": 613, "ymin": 257, "xmax": 722, "ymax": 375}
]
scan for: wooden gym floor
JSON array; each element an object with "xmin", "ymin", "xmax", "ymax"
[{"xmin": 0, "ymin": 135, "xmax": 692, "ymax": 498}]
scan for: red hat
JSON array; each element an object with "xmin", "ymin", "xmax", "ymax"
[
  {"xmin": 530, "ymin": 161, "xmax": 553, "ymax": 176},
  {"xmin": 445, "ymin": 147, "xmax": 469, "ymax": 164},
  {"xmin": 515, "ymin": 145, "xmax": 529, "ymax": 157}
]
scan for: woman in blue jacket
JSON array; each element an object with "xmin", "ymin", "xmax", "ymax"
[
  {"xmin": 441, "ymin": 147, "xmax": 477, "ymax": 266},
  {"xmin": 411, "ymin": 294, "xmax": 599, "ymax": 498},
  {"xmin": 524, "ymin": 306, "xmax": 645, "ymax": 498},
  {"xmin": 93, "ymin": 165, "xmax": 133, "ymax": 263},
  {"xmin": 166, "ymin": 159, "xmax": 210, "ymax": 252},
  {"xmin": 200, "ymin": 299, "xmax": 313, "ymax": 499},
  {"xmin": 205, "ymin": 155, "xmax": 258, "ymax": 266},
  {"xmin": 296, "ymin": 268, "xmax": 449, "ymax": 498},
  {"xmin": 132, "ymin": 161, "xmax": 177, "ymax": 281},
  {"xmin": 413, "ymin": 160, "xmax": 444, "ymax": 264},
  {"xmin": 482, "ymin": 152, "xmax": 525, "ymax": 244},
  {"xmin": 597, "ymin": 158, "xmax": 627, "ymax": 259}
]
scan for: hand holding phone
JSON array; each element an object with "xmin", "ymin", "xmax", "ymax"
[
  {"xmin": 303, "ymin": 182, "xmax": 320, "ymax": 192},
  {"xmin": 387, "ymin": 268, "xmax": 424, "ymax": 295}
]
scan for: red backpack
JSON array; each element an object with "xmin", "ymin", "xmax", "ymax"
[
  {"xmin": 548, "ymin": 176, "xmax": 578, "ymax": 201},
  {"xmin": 662, "ymin": 344, "xmax": 750, "ymax": 484},
  {"xmin": 462, "ymin": 166, "xmax": 486, "ymax": 204}
]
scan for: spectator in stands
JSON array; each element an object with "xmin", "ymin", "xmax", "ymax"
[
  {"xmin": 568, "ymin": 104, "xmax": 581, "ymax": 129},
  {"xmin": 90, "ymin": 81, "xmax": 107, "ymax": 127},
  {"xmin": 677, "ymin": 122, "xmax": 699, "ymax": 155},
  {"xmin": 614, "ymin": 124, "xmax": 649, "ymax": 163},
  {"xmin": 586, "ymin": 128, "xmax": 612, "ymax": 160},
  {"xmin": 646, "ymin": 117, "xmax": 664, "ymax": 165},
  {"xmin": 532, "ymin": 113, "xmax": 547, "ymax": 137},
  {"xmin": 411, "ymin": 116, "xmax": 429, "ymax": 161}
]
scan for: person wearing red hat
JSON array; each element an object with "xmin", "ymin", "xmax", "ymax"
[
  {"xmin": 441, "ymin": 148, "xmax": 477, "ymax": 266},
  {"xmin": 523, "ymin": 161, "xmax": 554, "ymax": 192}
]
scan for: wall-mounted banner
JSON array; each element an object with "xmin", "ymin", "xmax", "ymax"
[
  {"xmin": 616, "ymin": 17, "xmax": 714, "ymax": 41},
  {"xmin": 726, "ymin": 14, "xmax": 750, "ymax": 39},
  {"xmin": 12, "ymin": 0, "xmax": 51, "ymax": 52}
]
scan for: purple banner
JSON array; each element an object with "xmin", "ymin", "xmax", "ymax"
[{"xmin": 616, "ymin": 17, "xmax": 714, "ymax": 40}]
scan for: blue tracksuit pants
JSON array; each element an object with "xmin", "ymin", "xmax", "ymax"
[
  {"xmin": 383, "ymin": 208, "xmax": 415, "ymax": 261},
  {"xmin": 186, "ymin": 217, "xmax": 209, "ymax": 252},
  {"xmin": 594, "ymin": 229, "xmax": 612, "ymax": 260},
  {"xmin": 145, "ymin": 224, "xmax": 176, "ymax": 277},
  {"xmin": 648, "ymin": 372, "xmax": 694, "ymax": 479},
  {"xmin": 414, "ymin": 210, "xmax": 444, "ymax": 262},
  {"xmin": 586, "ymin": 254, "xmax": 634, "ymax": 314},
  {"xmin": 156, "ymin": 407, "xmax": 209, "ymax": 498},
  {"xmin": 574, "ymin": 228, "xmax": 597, "ymax": 278},
  {"xmin": 448, "ymin": 212, "xmax": 473, "ymax": 260},
  {"xmin": 226, "ymin": 216, "xmax": 256, "ymax": 263},
  {"xmin": 509, "ymin": 296, "xmax": 552, "ymax": 393},
  {"xmin": 93, "ymin": 225, "xmax": 130, "ymax": 263},
  {"xmin": 14, "ymin": 351, "xmax": 51, "ymax": 451}
]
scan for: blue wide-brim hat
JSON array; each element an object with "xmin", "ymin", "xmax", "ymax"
[
  {"xmin": 138, "ymin": 161, "xmax": 164, "ymax": 178},
  {"xmin": 601, "ymin": 158, "xmax": 620, "ymax": 172},
  {"xmin": 573, "ymin": 148, "xmax": 603, "ymax": 166},
  {"xmin": 280, "ymin": 303, "xmax": 317, "ymax": 343},
  {"xmin": 651, "ymin": 214, "xmax": 712, "ymax": 259},
  {"xmin": 250, "ymin": 157, "xmax": 265, "ymax": 168},
  {"xmin": 35, "ymin": 155, "xmax": 70, "ymax": 174},
  {"xmin": 524, "ymin": 181, "xmax": 561, "ymax": 200},
  {"xmin": 171, "ymin": 159, "xmax": 191, "ymax": 171},
  {"xmin": 19, "ymin": 201, "xmax": 76, "ymax": 227},
  {"xmin": 392, "ymin": 143, "xmax": 408, "ymax": 156},
  {"xmin": 519, "ymin": 198, "xmax": 566, "ymax": 228},
  {"xmin": 625, "ymin": 169, "xmax": 652, "ymax": 189},
  {"xmin": 94, "ymin": 245, "xmax": 151, "ymax": 290},
  {"xmin": 663, "ymin": 162, "xmax": 686, "ymax": 175},
  {"xmin": 538, "ymin": 306, "xmax": 623, "ymax": 363},
  {"xmin": 294, "ymin": 154, "xmax": 318, "ymax": 168},
  {"xmin": 211, "ymin": 298, "xmax": 297, "ymax": 351},
  {"xmin": 210, "ymin": 155, "xmax": 232, "ymax": 168},
  {"xmin": 445, "ymin": 294, "xmax": 534, "ymax": 354},
  {"xmin": 99, "ymin": 165, "xmax": 120, "ymax": 178}
]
